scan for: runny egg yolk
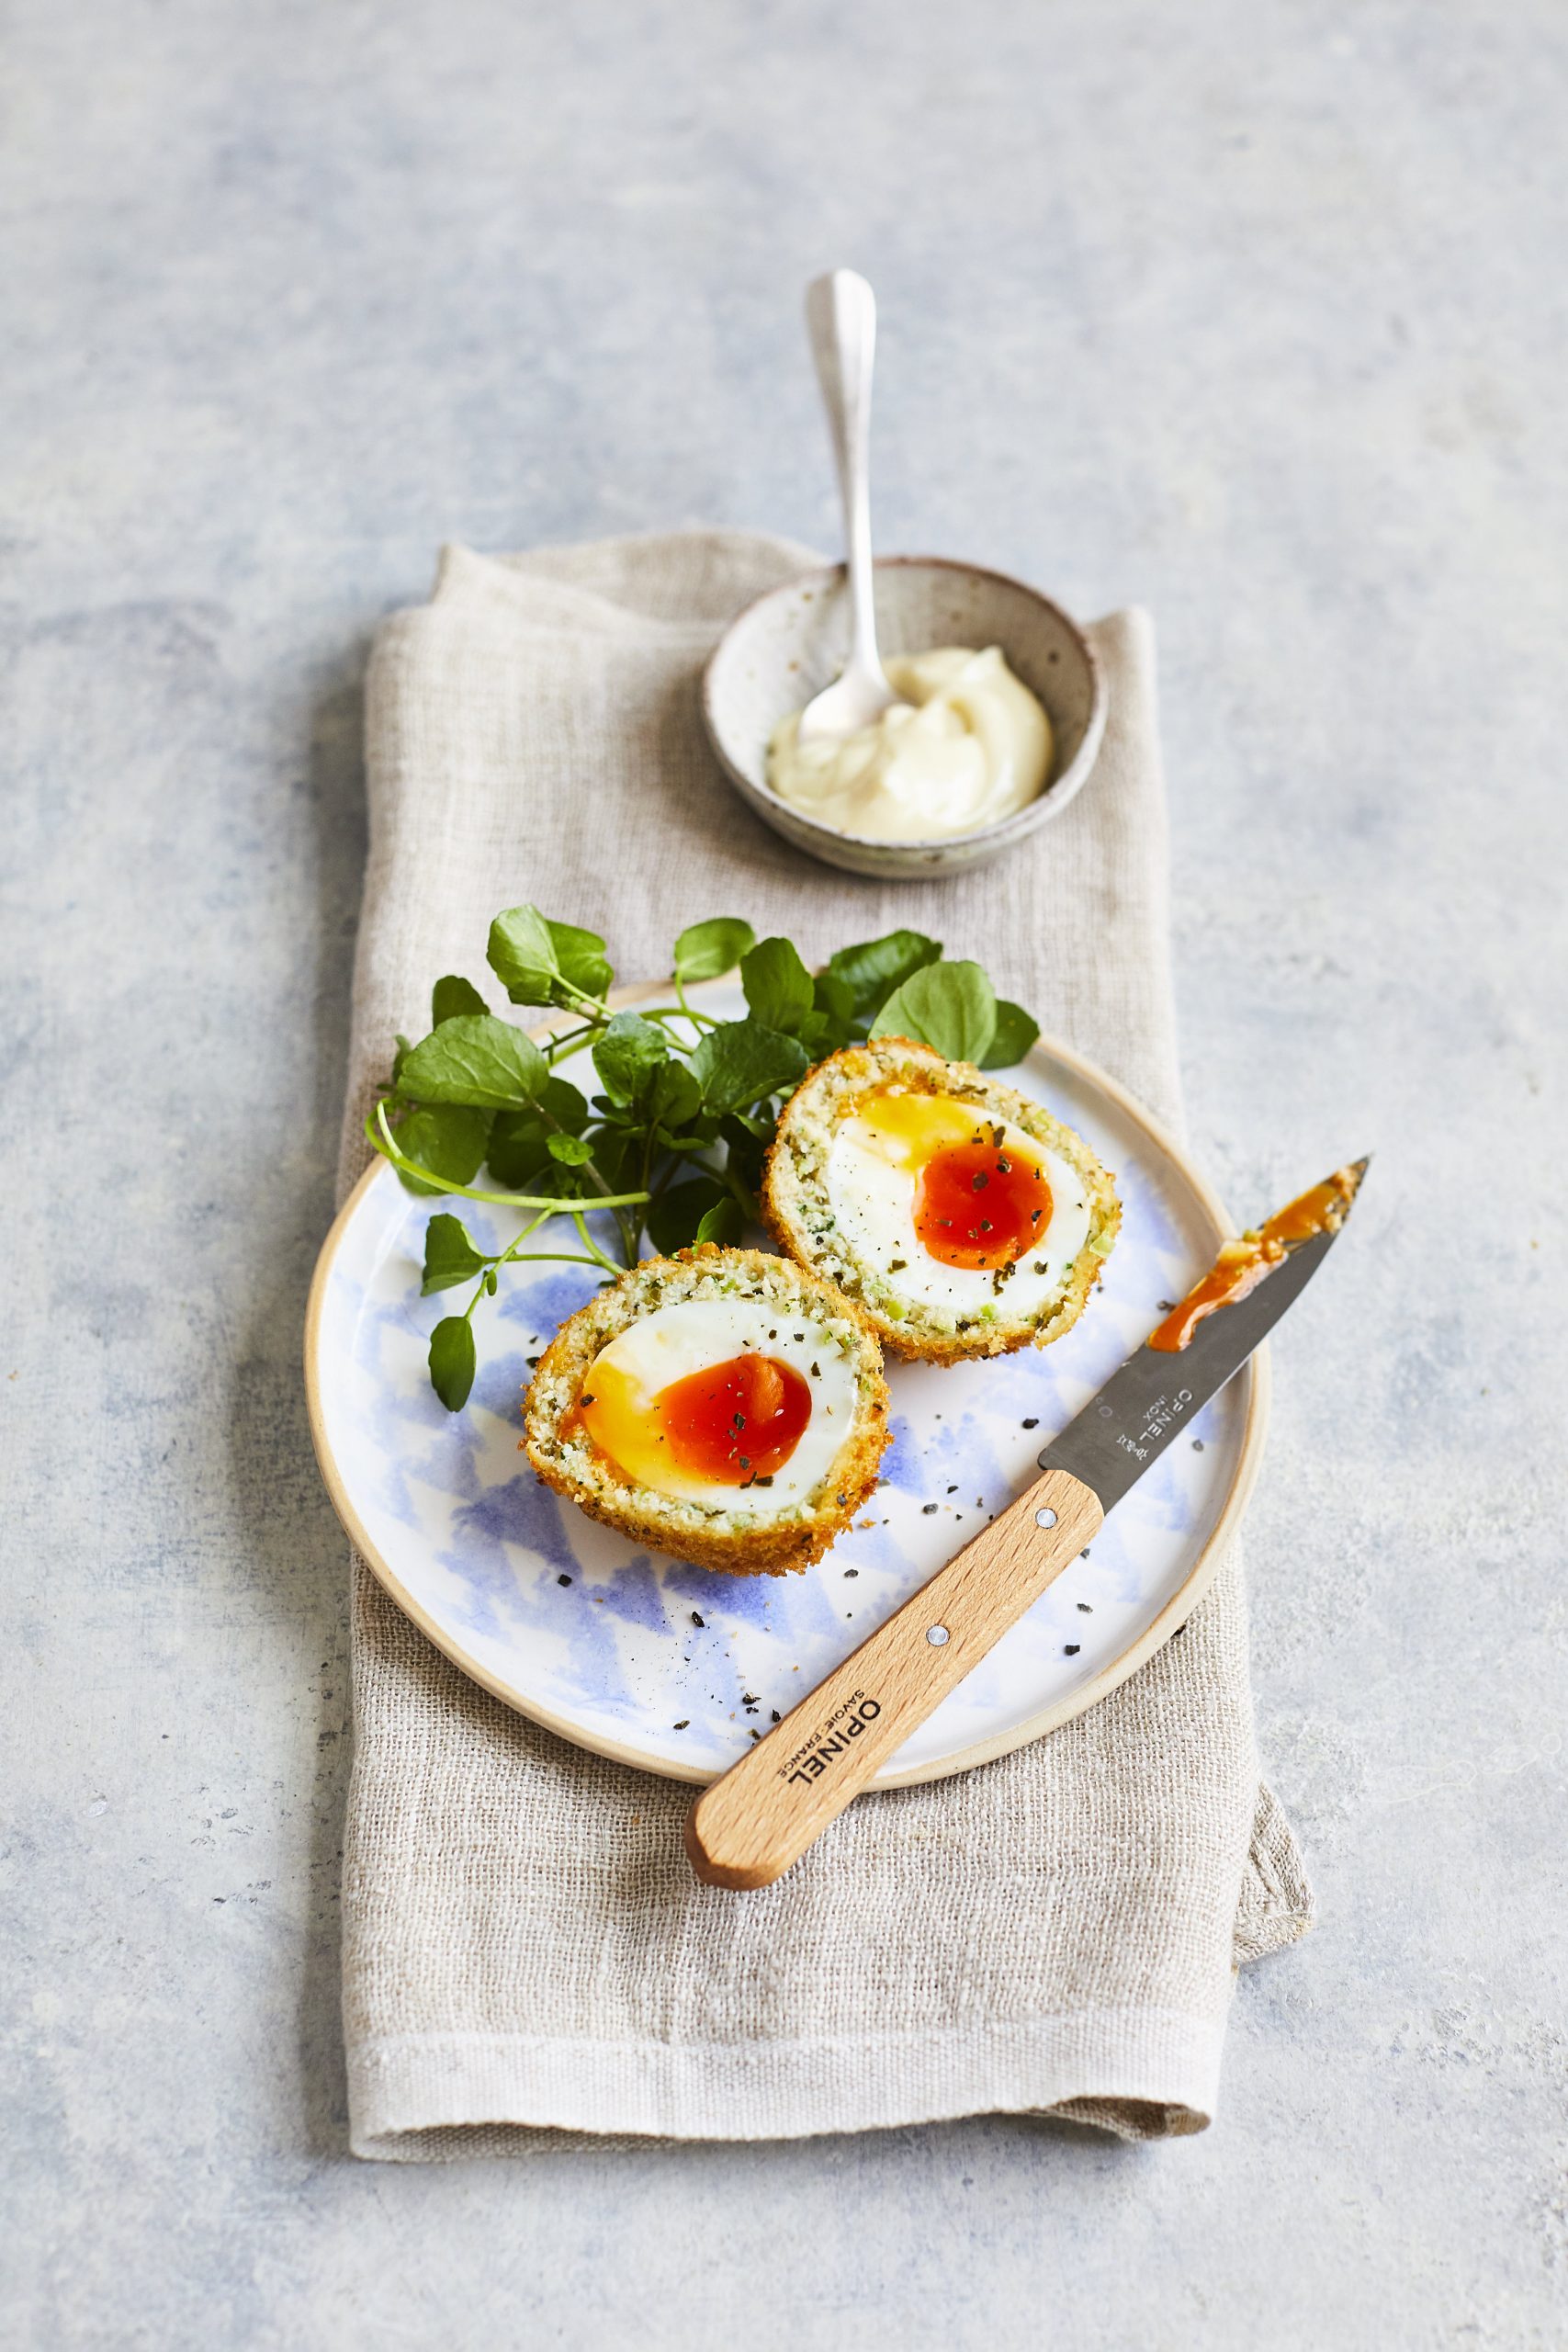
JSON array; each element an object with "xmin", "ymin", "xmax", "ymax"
[
  {"xmin": 842, "ymin": 1087, "xmax": 1054, "ymax": 1272},
  {"xmin": 578, "ymin": 1352, "xmax": 812, "ymax": 1489}
]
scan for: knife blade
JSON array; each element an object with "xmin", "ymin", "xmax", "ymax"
[
  {"xmin": 1040, "ymin": 1156, "xmax": 1369, "ymax": 1510},
  {"xmin": 685, "ymin": 1159, "xmax": 1369, "ymax": 1888}
]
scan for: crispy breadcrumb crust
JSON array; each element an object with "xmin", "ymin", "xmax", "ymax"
[
  {"xmin": 521, "ymin": 1244, "xmax": 889, "ymax": 1577},
  {"xmin": 761, "ymin": 1036, "xmax": 1121, "ymax": 1363}
]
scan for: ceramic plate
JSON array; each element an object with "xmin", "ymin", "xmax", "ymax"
[{"xmin": 305, "ymin": 983, "xmax": 1267, "ymax": 1787}]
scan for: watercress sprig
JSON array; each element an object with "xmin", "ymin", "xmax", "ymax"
[{"xmin": 367, "ymin": 907, "xmax": 1039, "ymax": 1409}]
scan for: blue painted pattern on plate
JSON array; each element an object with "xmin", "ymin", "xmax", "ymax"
[{"xmin": 312, "ymin": 997, "xmax": 1253, "ymax": 1783}]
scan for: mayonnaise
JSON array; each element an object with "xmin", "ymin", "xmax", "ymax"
[{"xmin": 766, "ymin": 646, "xmax": 1052, "ymax": 843}]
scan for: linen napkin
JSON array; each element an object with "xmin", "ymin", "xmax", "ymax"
[{"xmin": 334, "ymin": 530, "xmax": 1313, "ymax": 2159}]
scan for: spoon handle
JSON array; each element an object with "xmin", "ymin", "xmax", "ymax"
[
  {"xmin": 805, "ymin": 269, "xmax": 884, "ymax": 687},
  {"xmin": 684, "ymin": 1466, "xmax": 1105, "ymax": 1887}
]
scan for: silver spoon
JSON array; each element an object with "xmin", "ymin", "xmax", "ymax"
[{"xmin": 795, "ymin": 270, "xmax": 910, "ymax": 744}]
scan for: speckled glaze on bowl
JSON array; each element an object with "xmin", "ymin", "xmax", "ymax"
[{"xmin": 701, "ymin": 556, "xmax": 1108, "ymax": 879}]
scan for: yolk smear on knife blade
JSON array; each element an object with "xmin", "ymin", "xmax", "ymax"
[{"xmin": 1147, "ymin": 1166, "xmax": 1361, "ymax": 1352}]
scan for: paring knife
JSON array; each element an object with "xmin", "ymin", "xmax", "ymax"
[{"xmin": 685, "ymin": 1159, "xmax": 1368, "ymax": 1888}]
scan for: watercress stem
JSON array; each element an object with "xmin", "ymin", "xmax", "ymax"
[
  {"xmin": 369, "ymin": 1103, "xmax": 649, "ymax": 1212},
  {"xmin": 570, "ymin": 1209, "xmax": 622, "ymax": 1278}
]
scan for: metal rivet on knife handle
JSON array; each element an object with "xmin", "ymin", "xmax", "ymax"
[{"xmin": 683, "ymin": 1467, "xmax": 1104, "ymax": 1889}]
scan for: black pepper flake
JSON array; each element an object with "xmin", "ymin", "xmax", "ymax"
[
  {"xmin": 922, "ymin": 1501, "xmax": 939, "ymax": 1515},
  {"xmin": 755, "ymin": 1475, "xmax": 773, "ymax": 1487},
  {"xmin": 1064, "ymin": 1644, "xmax": 1080, "ymax": 1657},
  {"xmin": 947, "ymin": 1484, "xmax": 958, "ymax": 1493},
  {"xmin": 1077, "ymin": 1601, "xmax": 1092, "ymax": 1612},
  {"xmin": 997, "ymin": 1154, "xmax": 1012, "ymax": 1173},
  {"xmin": 741, "ymin": 1692, "xmax": 759, "ymax": 1704},
  {"xmin": 979, "ymin": 1218, "xmax": 993, "ymax": 1233},
  {"xmin": 771, "ymin": 1710, "xmax": 781, "ymax": 1723},
  {"xmin": 750, "ymin": 1729, "xmax": 761, "ymax": 1741},
  {"xmin": 1157, "ymin": 1300, "xmax": 1176, "ymax": 1314},
  {"xmin": 673, "ymin": 1720, "xmax": 689, "ymax": 1730},
  {"xmin": 972, "ymin": 1171, "xmax": 989, "ymax": 1192},
  {"xmin": 1192, "ymin": 1439, "xmax": 1205, "ymax": 1453},
  {"xmin": 691, "ymin": 1611, "xmax": 705, "ymax": 1628},
  {"xmin": 888, "ymin": 1258, "xmax": 907, "ymax": 1272},
  {"xmin": 557, "ymin": 1574, "xmax": 572, "ymax": 1587},
  {"xmin": 580, "ymin": 1393, "xmax": 595, "ymax": 1406},
  {"xmin": 810, "ymin": 1362, "xmax": 820, "ymax": 1378},
  {"xmin": 837, "ymin": 1491, "xmax": 848, "ymax": 1507},
  {"xmin": 794, "ymin": 1333, "xmax": 805, "ymax": 1342},
  {"xmin": 768, "ymin": 1329, "xmax": 777, "ymax": 1339},
  {"xmin": 1021, "ymin": 1418, "xmax": 1039, "ymax": 1430}
]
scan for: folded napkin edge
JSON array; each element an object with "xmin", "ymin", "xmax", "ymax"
[{"xmin": 345, "ymin": 2002, "xmax": 1228, "ymax": 2157}]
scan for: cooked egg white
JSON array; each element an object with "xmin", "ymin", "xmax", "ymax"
[
  {"xmin": 576, "ymin": 1298, "xmax": 861, "ymax": 1509},
  {"xmin": 826, "ymin": 1088, "xmax": 1092, "ymax": 1318}
]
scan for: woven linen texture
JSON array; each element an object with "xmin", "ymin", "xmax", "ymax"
[{"xmin": 334, "ymin": 532, "xmax": 1312, "ymax": 2159}]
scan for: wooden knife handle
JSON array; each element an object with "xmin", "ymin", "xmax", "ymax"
[{"xmin": 683, "ymin": 1465, "xmax": 1104, "ymax": 1887}]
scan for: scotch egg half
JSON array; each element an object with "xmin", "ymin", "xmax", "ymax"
[
  {"xmin": 762, "ymin": 1037, "xmax": 1120, "ymax": 1361},
  {"xmin": 522, "ymin": 1246, "xmax": 889, "ymax": 1576}
]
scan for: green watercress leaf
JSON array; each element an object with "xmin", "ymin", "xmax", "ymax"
[
  {"xmin": 647, "ymin": 1176, "xmax": 728, "ymax": 1256},
  {"xmin": 429, "ymin": 1315, "xmax": 477, "ymax": 1411},
  {"xmin": 810, "ymin": 970, "xmax": 856, "ymax": 1051},
  {"xmin": 592, "ymin": 1011, "xmax": 669, "ymax": 1107},
  {"xmin": 390, "ymin": 1102, "xmax": 493, "ymax": 1195},
  {"xmin": 740, "ymin": 935, "xmax": 813, "ymax": 1036},
  {"xmin": 689, "ymin": 1019, "xmax": 808, "ymax": 1117},
  {"xmin": 397, "ymin": 1013, "xmax": 547, "ymax": 1110},
  {"xmin": 486, "ymin": 905, "xmax": 559, "ymax": 1004},
  {"xmin": 694, "ymin": 1197, "xmax": 742, "ymax": 1247},
  {"xmin": 828, "ymin": 929, "xmax": 942, "ymax": 1021},
  {"xmin": 485, "ymin": 1078, "xmax": 588, "ymax": 1188},
  {"xmin": 716, "ymin": 1106, "xmax": 773, "ymax": 1192},
  {"xmin": 646, "ymin": 1058, "xmax": 703, "ymax": 1137},
  {"xmin": 544, "ymin": 917, "xmax": 613, "ymax": 1002},
  {"xmin": 432, "ymin": 973, "xmax": 489, "ymax": 1025},
  {"xmin": 871, "ymin": 959, "xmax": 997, "ymax": 1065},
  {"xmin": 587, "ymin": 1124, "xmax": 638, "ymax": 1193},
  {"xmin": 979, "ymin": 999, "xmax": 1040, "ymax": 1069},
  {"xmin": 674, "ymin": 916, "xmax": 755, "ymax": 985},
  {"xmin": 487, "ymin": 908, "xmax": 610, "ymax": 1005},
  {"xmin": 422, "ymin": 1213, "xmax": 490, "ymax": 1295},
  {"xmin": 541, "ymin": 1075, "xmax": 590, "ymax": 1132},
  {"xmin": 546, "ymin": 1131, "xmax": 594, "ymax": 1166}
]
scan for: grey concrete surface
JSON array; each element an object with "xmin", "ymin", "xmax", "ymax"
[{"xmin": 4, "ymin": 1, "xmax": 1564, "ymax": 2344}]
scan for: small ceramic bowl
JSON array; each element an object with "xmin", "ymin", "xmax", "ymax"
[{"xmin": 701, "ymin": 556, "xmax": 1107, "ymax": 879}]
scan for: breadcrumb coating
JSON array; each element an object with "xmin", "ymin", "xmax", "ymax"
[
  {"xmin": 522, "ymin": 1244, "xmax": 890, "ymax": 1577},
  {"xmin": 761, "ymin": 1037, "xmax": 1120, "ymax": 1363}
]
